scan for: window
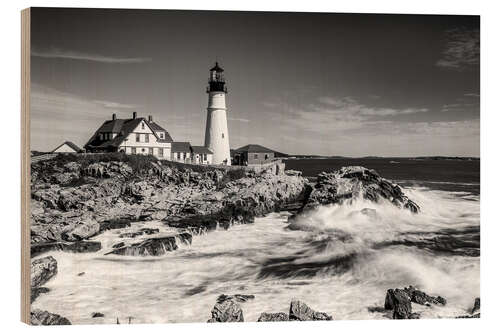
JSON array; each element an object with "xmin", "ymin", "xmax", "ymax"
[
  {"xmin": 145, "ymin": 134, "xmax": 149, "ymax": 143},
  {"xmin": 222, "ymin": 133, "xmax": 224, "ymax": 138},
  {"xmin": 131, "ymin": 147, "xmax": 136, "ymax": 154},
  {"xmin": 177, "ymin": 152, "xmax": 180, "ymax": 159},
  {"xmin": 180, "ymin": 152, "xmax": 184, "ymax": 160},
  {"xmin": 203, "ymin": 154, "xmax": 207, "ymax": 161},
  {"xmin": 99, "ymin": 133, "xmax": 103, "ymax": 140},
  {"xmin": 136, "ymin": 133, "xmax": 140, "ymax": 142},
  {"xmin": 159, "ymin": 148, "xmax": 163, "ymax": 157},
  {"xmin": 254, "ymin": 154, "xmax": 258, "ymax": 159},
  {"xmin": 149, "ymin": 148, "xmax": 153, "ymax": 155},
  {"xmin": 141, "ymin": 122, "xmax": 145, "ymax": 130},
  {"xmin": 160, "ymin": 133, "xmax": 164, "ymax": 139},
  {"xmin": 265, "ymin": 154, "xmax": 269, "ymax": 160}
]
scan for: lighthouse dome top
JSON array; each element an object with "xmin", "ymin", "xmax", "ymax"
[{"xmin": 210, "ymin": 62, "xmax": 224, "ymax": 73}]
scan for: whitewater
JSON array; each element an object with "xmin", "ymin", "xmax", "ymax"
[{"xmin": 32, "ymin": 185, "xmax": 480, "ymax": 324}]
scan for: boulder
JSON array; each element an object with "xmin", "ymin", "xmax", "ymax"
[
  {"xmin": 31, "ymin": 309, "xmax": 71, "ymax": 325},
  {"xmin": 217, "ymin": 294, "xmax": 255, "ymax": 303},
  {"xmin": 289, "ymin": 299, "xmax": 332, "ymax": 321},
  {"xmin": 62, "ymin": 219, "xmax": 100, "ymax": 241},
  {"xmin": 207, "ymin": 298, "xmax": 244, "ymax": 322},
  {"xmin": 31, "ymin": 256, "xmax": 57, "ymax": 288},
  {"xmin": 297, "ymin": 167, "xmax": 419, "ymax": 216},
  {"xmin": 404, "ymin": 286, "xmax": 446, "ymax": 306},
  {"xmin": 31, "ymin": 287, "xmax": 50, "ymax": 303},
  {"xmin": 31, "ymin": 241, "xmax": 101, "ymax": 258},
  {"xmin": 105, "ymin": 234, "xmax": 191, "ymax": 256},
  {"xmin": 257, "ymin": 312, "xmax": 289, "ymax": 322},
  {"xmin": 385, "ymin": 289, "xmax": 412, "ymax": 319}
]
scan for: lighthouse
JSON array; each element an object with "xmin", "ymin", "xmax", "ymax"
[{"xmin": 204, "ymin": 62, "xmax": 231, "ymax": 165}]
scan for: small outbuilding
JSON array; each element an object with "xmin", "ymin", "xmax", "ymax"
[
  {"xmin": 232, "ymin": 144, "xmax": 275, "ymax": 165},
  {"xmin": 52, "ymin": 141, "xmax": 83, "ymax": 154}
]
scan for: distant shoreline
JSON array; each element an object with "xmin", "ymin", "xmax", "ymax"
[{"xmin": 282, "ymin": 156, "xmax": 480, "ymax": 161}]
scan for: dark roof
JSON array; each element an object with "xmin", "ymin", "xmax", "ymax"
[
  {"xmin": 171, "ymin": 142, "xmax": 192, "ymax": 152},
  {"xmin": 148, "ymin": 121, "xmax": 173, "ymax": 142},
  {"xmin": 52, "ymin": 141, "xmax": 82, "ymax": 153},
  {"xmin": 191, "ymin": 146, "xmax": 213, "ymax": 154},
  {"xmin": 234, "ymin": 144, "xmax": 275, "ymax": 153},
  {"xmin": 210, "ymin": 62, "xmax": 224, "ymax": 72}
]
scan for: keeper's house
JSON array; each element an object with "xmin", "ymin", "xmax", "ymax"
[{"xmin": 84, "ymin": 112, "xmax": 213, "ymax": 164}]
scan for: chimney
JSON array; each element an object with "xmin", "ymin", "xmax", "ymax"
[
  {"xmin": 112, "ymin": 113, "xmax": 116, "ymax": 120},
  {"xmin": 132, "ymin": 112, "xmax": 137, "ymax": 119},
  {"xmin": 148, "ymin": 115, "xmax": 153, "ymax": 122}
]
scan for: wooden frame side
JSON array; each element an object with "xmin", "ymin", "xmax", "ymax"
[{"xmin": 21, "ymin": 7, "xmax": 31, "ymax": 325}]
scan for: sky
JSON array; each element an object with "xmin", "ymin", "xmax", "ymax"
[{"xmin": 30, "ymin": 8, "xmax": 480, "ymax": 157}]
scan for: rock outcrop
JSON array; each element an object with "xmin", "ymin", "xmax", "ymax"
[
  {"xmin": 289, "ymin": 299, "xmax": 333, "ymax": 321},
  {"xmin": 207, "ymin": 297, "xmax": 244, "ymax": 323},
  {"xmin": 31, "ymin": 256, "xmax": 57, "ymax": 288},
  {"xmin": 257, "ymin": 312, "xmax": 289, "ymax": 322},
  {"xmin": 295, "ymin": 167, "xmax": 419, "ymax": 219},
  {"xmin": 31, "ymin": 309, "xmax": 71, "ymax": 325},
  {"xmin": 385, "ymin": 286, "xmax": 446, "ymax": 319},
  {"xmin": 31, "ymin": 241, "xmax": 102, "ymax": 258},
  {"xmin": 385, "ymin": 289, "xmax": 412, "ymax": 319},
  {"xmin": 105, "ymin": 233, "xmax": 192, "ymax": 256}
]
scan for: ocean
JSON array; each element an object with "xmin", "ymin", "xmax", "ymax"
[{"xmin": 32, "ymin": 158, "xmax": 480, "ymax": 323}]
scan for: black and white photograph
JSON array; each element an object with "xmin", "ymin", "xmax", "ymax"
[{"xmin": 23, "ymin": 7, "xmax": 480, "ymax": 325}]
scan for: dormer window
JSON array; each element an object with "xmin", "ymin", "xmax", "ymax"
[
  {"xmin": 160, "ymin": 133, "xmax": 164, "ymax": 139},
  {"xmin": 141, "ymin": 122, "xmax": 145, "ymax": 130}
]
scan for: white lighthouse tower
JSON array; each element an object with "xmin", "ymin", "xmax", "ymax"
[{"xmin": 204, "ymin": 62, "xmax": 231, "ymax": 165}]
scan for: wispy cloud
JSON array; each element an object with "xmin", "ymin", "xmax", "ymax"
[
  {"xmin": 32, "ymin": 48, "xmax": 152, "ymax": 64},
  {"xmin": 317, "ymin": 96, "xmax": 428, "ymax": 117},
  {"xmin": 464, "ymin": 93, "xmax": 480, "ymax": 98},
  {"xmin": 94, "ymin": 100, "xmax": 139, "ymax": 109},
  {"xmin": 436, "ymin": 28, "xmax": 479, "ymax": 70},
  {"xmin": 30, "ymin": 84, "xmax": 140, "ymax": 150}
]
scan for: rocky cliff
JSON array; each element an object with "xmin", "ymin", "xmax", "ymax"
[{"xmin": 30, "ymin": 155, "xmax": 419, "ymax": 258}]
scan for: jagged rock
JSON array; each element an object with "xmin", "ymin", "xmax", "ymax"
[
  {"xmin": 408, "ymin": 313, "xmax": 421, "ymax": 319},
  {"xmin": 31, "ymin": 241, "xmax": 101, "ymax": 258},
  {"xmin": 217, "ymin": 294, "xmax": 255, "ymax": 303},
  {"xmin": 62, "ymin": 219, "xmax": 100, "ymax": 241},
  {"xmin": 31, "ymin": 287, "xmax": 50, "ymax": 303},
  {"xmin": 31, "ymin": 309, "xmax": 71, "ymax": 325},
  {"xmin": 404, "ymin": 286, "xmax": 447, "ymax": 306},
  {"xmin": 31, "ymin": 256, "xmax": 57, "ymax": 288},
  {"xmin": 289, "ymin": 299, "xmax": 332, "ymax": 321},
  {"xmin": 297, "ymin": 167, "xmax": 419, "ymax": 216},
  {"xmin": 84, "ymin": 162, "xmax": 133, "ymax": 179},
  {"xmin": 105, "ymin": 233, "xmax": 192, "ymax": 256},
  {"xmin": 258, "ymin": 312, "xmax": 289, "ymax": 322},
  {"xmin": 471, "ymin": 297, "xmax": 480, "ymax": 314},
  {"xmin": 91, "ymin": 312, "xmax": 105, "ymax": 318},
  {"xmin": 385, "ymin": 289, "xmax": 412, "ymax": 319},
  {"xmin": 119, "ymin": 228, "xmax": 159, "ymax": 238},
  {"xmin": 99, "ymin": 219, "xmax": 132, "ymax": 231},
  {"xmin": 208, "ymin": 297, "xmax": 244, "ymax": 323}
]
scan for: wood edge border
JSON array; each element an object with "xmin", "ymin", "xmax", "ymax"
[{"xmin": 21, "ymin": 7, "xmax": 31, "ymax": 325}]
